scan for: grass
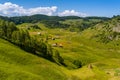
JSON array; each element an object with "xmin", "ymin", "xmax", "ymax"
[
  {"xmin": 1, "ymin": 22, "xmax": 120, "ymax": 80},
  {"xmin": 0, "ymin": 38, "xmax": 68, "ymax": 80},
  {"xmin": 34, "ymin": 23, "xmax": 120, "ymax": 79}
]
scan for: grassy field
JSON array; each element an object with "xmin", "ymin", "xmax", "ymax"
[
  {"xmin": 0, "ymin": 38, "xmax": 69, "ymax": 80},
  {"xmin": 1, "ymin": 22, "xmax": 120, "ymax": 80},
  {"xmin": 0, "ymin": 37, "xmax": 110, "ymax": 80}
]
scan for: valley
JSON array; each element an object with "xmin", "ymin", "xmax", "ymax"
[{"xmin": 0, "ymin": 15, "xmax": 120, "ymax": 80}]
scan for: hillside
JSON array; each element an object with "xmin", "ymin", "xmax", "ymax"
[
  {"xmin": 17, "ymin": 22, "xmax": 120, "ymax": 79},
  {"xmin": 80, "ymin": 16, "xmax": 120, "ymax": 44},
  {"xmin": 0, "ymin": 15, "xmax": 120, "ymax": 80},
  {"xmin": 0, "ymin": 38, "xmax": 68, "ymax": 80},
  {"xmin": 0, "ymin": 39, "xmax": 115, "ymax": 80}
]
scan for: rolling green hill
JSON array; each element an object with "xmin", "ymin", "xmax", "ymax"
[
  {"xmin": 1, "ymin": 15, "xmax": 120, "ymax": 80},
  {"xmin": 80, "ymin": 15, "xmax": 120, "ymax": 43},
  {"xmin": 0, "ymin": 38, "xmax": 113, "ymax": 80},
  {"xmin": 0, "ymin": 38, "xmax": 68, "ymax": 80},
  {"xmin": 17, "ymin": 22, "xmax": 120, "ymax": 80}
]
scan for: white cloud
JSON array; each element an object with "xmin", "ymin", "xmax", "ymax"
[
  {"xmin": 28, "ymin": 6, "xmax": 57, "ymax": 16},
  {"xmin": 58, "ymin": 10, "xmax": 88, "ymax": 17},
  {"xmin": 0, "ymin": 2, "xmax": 26, "ymax": 16},
  {"xmin": 0, "ymin": 2, "xmax": 88, "ymax": 17},
  {"xmin": 0, "ymin": 2, "xmax": 57, "ymax": 16}
]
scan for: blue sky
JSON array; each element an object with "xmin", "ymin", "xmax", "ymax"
[{"xmin": 0, "ymin": 0, "xmax": 120, "ymax": 17}]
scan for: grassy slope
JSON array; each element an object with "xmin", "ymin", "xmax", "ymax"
[
  {"xmin": 0, "ymin": 38, "xmax": 109, "ymax": 80},
  {"xmin": 0, "ymin": 38, "xmax": 68, "ymax": 80},
  {"xmin": 42, "ymin": 28, "xmax": 118, "ymax": 80},
  {"xmin": 41, "ymin": 23, "xmax": 120, "ymax": 80},
  {"xmin": 15, "ymin": 22, "xmax": 120, "ymax": 80}
]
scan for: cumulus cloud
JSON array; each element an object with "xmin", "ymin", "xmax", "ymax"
[
  {"xmin": 0, "ymin": 2, "xmax": 57, "ymax": 16},
  {"xmin": 0, "ymin": 2, "xmax": 88, "ymax": 17},
  {"xmin": 0, "ymin": 2, "xmax": 25, "ymax": 16},
  {"xmin": 58, "ymin": 10, "xmax": 88, "ymax": 17},
  {"xmin": 27, "ymin": 6, "xmax": 57, "ymax": 16}
]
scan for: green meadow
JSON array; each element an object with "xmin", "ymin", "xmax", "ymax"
[{"xmin": 0, "ymin": 15, "xmax": 120, "ymax": 80}]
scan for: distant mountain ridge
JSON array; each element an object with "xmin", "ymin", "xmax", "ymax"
[{"xmin": 0, "ymin": 14, "xmax": 110, "ymax": 24}]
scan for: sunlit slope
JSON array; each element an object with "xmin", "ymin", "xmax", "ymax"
[
  {"xmin": 0, "ymin": 39, "xmax": 67, "ymax": 80},
  {"xmin": 80, "ymin": 16, "xmax": 120, "ymax": 43}
]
